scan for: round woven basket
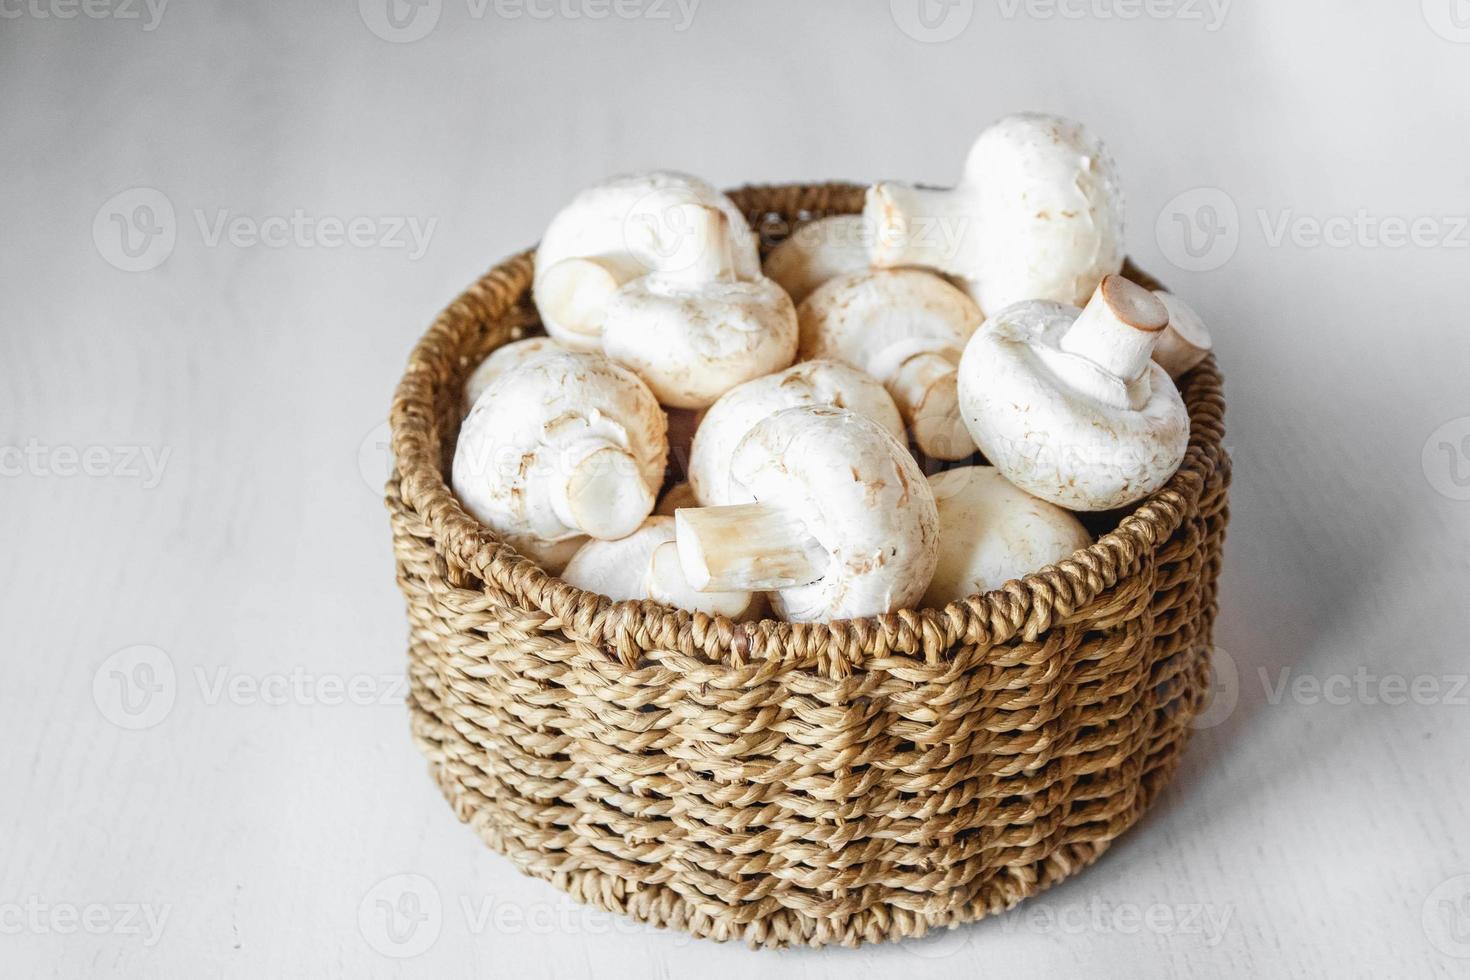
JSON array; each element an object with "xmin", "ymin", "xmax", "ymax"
[{"xmin": 385, "ymin": 182, "xmax": 1230, "ymax": 949}]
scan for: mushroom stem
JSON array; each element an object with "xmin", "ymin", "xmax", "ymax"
[
  {"xmin": 866, "ymin": 183, "xmax": 958, "ymax": 269},
  {"xmin": 1059, "ymin": 275, "xmax": 1169, "ymax": 380},
  {"xmin": 550, "ymin": 441, "xmax": 655, "ymax": 540},
  {"xmin": 535, "ymin": 257, "xmax": 624, "ymax": 342},
  {"xmin": 887, "ymin": 351, "xmax": 971, "ymax": 460},
  {"xmin": 645, "ymin": 542, "xmax": 757, "ymax": 618},
  {"xmin": 675, "ymin": 503, "xmax": 826, "ymax": 592},
  {"xmin": 660, "ymin": 205, "xmax": 736, "ymax": 286}
]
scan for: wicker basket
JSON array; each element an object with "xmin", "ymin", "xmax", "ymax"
[{"xmin": 385, "ymin": 182, "xmax": 1230, "ymax": 949}]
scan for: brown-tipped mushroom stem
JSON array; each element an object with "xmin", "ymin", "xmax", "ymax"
[
  {"xmin": 645, "ymin": 542, "xmax": 759, "ymax": 618},
  {"xmin": 675, "ymin": 503, "xmax": 826, "ymax": 592},
  {"xmin": 887, "ymin": 351, "xmax": 969, "ymax": 459},
  {"xmin": 1059, "ymin": 275, "xmax": 1169, "ymax": 380},
  {"xmin": 552, "ymin": 444, "xmax": 656, "ymax": 540}
]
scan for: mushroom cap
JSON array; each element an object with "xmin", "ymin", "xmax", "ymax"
[
  {"xmin": 922, "ymin": 466, "xmax": 1091, "ymax": 606},
  {"xmin": 1151, "ymin": 290, "xmax": 1213, "ymax": 379},
  {"xmin": 533, "ymin": 171, "xmax": 761, "ymax": 349},
  {"xmin": 797, "ymin": 269, "xmax": 981, "ymax": 369},
  {"xmin": 762, "ymin": 214, "xmax": 872, "ymax": 304},
  {"xmin": 798, "ymin": 269, "xmax": 980, "ymax": 459},
  {"xmin": 563, "ymin": 516, "xmax": 757, "ymax": 618},
  {"xmin": 958, "ymin": 113, "xmax": 1125, "ymax": 313},
  {"xmin": 957, "ymin": 299, "xmax": 1189, "ymax": 511},
  {"xmin": 463, "ymin": 336, "xmax": 562, "ymax": 413},
  {"xmin": 452, "ymin": 348, "xmax": 667, "ymax": 543},
  {"xmin": 688, "ymin": 359, "xmax": 906, "ymax": 506},
  {"xmin": 864, "ymin": 113, "xmax": 1124, "ymax": 315},
  {"xmin": 600, "ymin": 275, "xmax": 798, "ymax": 409},
  {"xmin": 562, "ymin": 518, "xmax": 671, "ymax": 602},
  {"xmin": 730, "ymin": 406, "xmax": 939, "ymax": 622}
]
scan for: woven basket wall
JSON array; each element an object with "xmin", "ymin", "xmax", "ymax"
[{"xmin": 385, "ymin": 182, "xmax": 1230, "ymax": 949}]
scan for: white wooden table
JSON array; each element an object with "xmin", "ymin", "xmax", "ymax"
[{"xmin": 4, "ymin": 2, "xmax": 1468, "ymax": 976}]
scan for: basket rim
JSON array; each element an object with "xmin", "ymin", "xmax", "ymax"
[{"xmin": 388, "ymin": 180, "xmax": 1227, "ymax": 665}]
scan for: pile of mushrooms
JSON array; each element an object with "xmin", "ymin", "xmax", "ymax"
[{"xmin": 451, "ymin": 112, "xmax": 1215, "ymax": 623}]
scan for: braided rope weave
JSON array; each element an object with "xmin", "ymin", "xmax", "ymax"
[{"xmin": 386, "ymin": 182, "xmax": 1230, "ymax": 948}]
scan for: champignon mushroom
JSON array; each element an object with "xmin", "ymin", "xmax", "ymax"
[
  {"xmin": 922, "ymin": 466, "xmax": 1092, "ymax": 606},
  {"xmin": 956, "ymin": 274, "xmax": 1189, "ymax": 511},
  {"xmin": 463, "ymin": 336, "xmax": 562, "ymax": 414},
  {"xmin": 452, "ymin": 349, "xmax": 667, "ymax": 564},
  {"xmin": 674, "ymin": 405, "xmax": 939, "ymax": 622},
  {"xmin": 865, "ymin": 112, "xmax": 1125, "ymax": 315},
  {"xmin": 797, "ymin": 269, "xmax": 981, "ymax": 460},
  {"xmin": 598, "ymin": 207, "xmax": 798, "ymax": 409},
  {"xmin": 562, "ymin": 516, "xmax": 759, "ymax": 619},
  {"xmin": 762, "ymin": 214, "xmax": 872, "ymax": 304},
  {"xmin": 533, "ymin": 171, "xmax": 761, "ymax": 351},
  {"xmin": 1150, "ymin": 290, "xmax": 1213, "ymax": 379},
  {"xmin": 687, "ymin": 359, "xmax": 906, "ymax": 506}
]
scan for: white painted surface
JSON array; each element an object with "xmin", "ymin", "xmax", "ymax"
[{"xmin": 3, "ymin": 2, "xmax": 1468, "ymax": 976}]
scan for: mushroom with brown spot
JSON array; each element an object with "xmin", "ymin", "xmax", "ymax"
[
  {"xmin": 865, "ymin": 112, "xmax": 1125, "ymax": 315},
  {"xmin": 533, "ymin": 171, "xmax": 760, "ymax": 350},
  {"xmin": 452, "ymin": 348, "xmax": 667, "ymax": 569},
  {"xmin": 599, "ymin": 207, "xmax": 798, "ymax": 409},
  {"xmin": 674, "ymin": 405, "xmax": 939, "ymax": 622},
  {"xmin": 798, "ymin": 269, "xmax": 981, "ymax": 460},
  {"xmin": 956, "ymin": 274, "xmax": 1189, "ymax": 511},
  {"xmin": 686, "ymin": 359, "xmax": 906, "ymax": 505}
]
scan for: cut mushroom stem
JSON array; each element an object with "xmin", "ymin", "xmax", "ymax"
[
  {"xmin": 1059, "ymin": 274, "xmax": 1169, "ymax": 381},
  {"xmin": 535, "ymin": 257, "xmax": 624, "ymax": 341},
  {"xmin": 888, "ymin": 350, "xmax": 969, "ymax": 459},
  {"xmin": 645, "ymin": 542, "xmax": 759, "ymax": 618},
  {"xmin": 551, "ymin": 442, "xmax": 656, "ymax": 540},
  {"xmin": 867, "ymin": 183, "xmax": 954, "ymax": 268},
  {"xmin": 660, "ymin": 206, "xmax": 736, "ymax": 285},
  {"xmin": 675, "ymin": 503, "xmax": 826, "ymax": 592}
]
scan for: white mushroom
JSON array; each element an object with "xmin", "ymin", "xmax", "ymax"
[
  {"xmin": 562, "ymin": 517, "xmax": 759, "ymax": 619},
  {"xmin": 762, "ymin": 214, "xmax": 872, "ymax": 303},
  {"xmin": 865, "ymin": 112, "xmax": 1125, "ymax": 315},
  {"xmin": 452, "ymin": 349, "xmax": 667, "ymax": 563},
  {"xmin": 655, "ymin": 481, "xmax": 698, "ymax": 516},
  {"xmin": 675, "ymin": 406, "xmax": 939, "ymax": 622},
  {"xmin": 956, "ymin": 274, "xmax": 1189, "ymax": 511},
  {"xmin": 599, "ymin": 207, "xmax": 798, "ymax": 409},
  {"xmin": 922, "ymin": 466, "xmax": 1092, "ymax": 606},
  {"xmin": 463, "ymin": 336, "xmax": 561, "ymax": 413},
  {"xmin": 533, "ymin": 171, "xmax": 760, "ymax": 350},
  {"xmin": 1150, "ymin": 290, "xmax": 1213, "ymax": 379},
  {"xmin": 798, "ymin": 269, "xmax": 981, "ymax": 460},
  {"xmin": 687, "ymin": 359, "xmax": 906, "ymax": 506}
]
